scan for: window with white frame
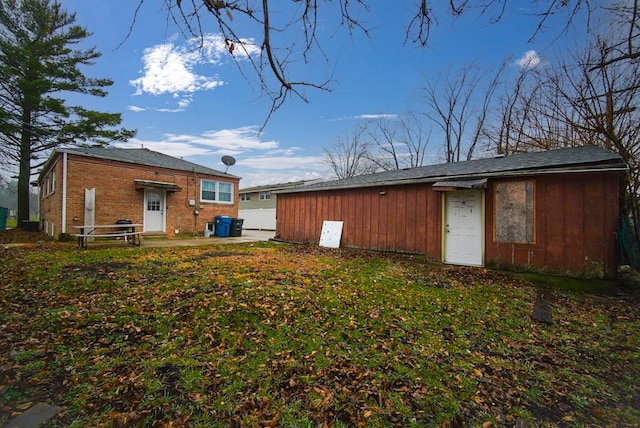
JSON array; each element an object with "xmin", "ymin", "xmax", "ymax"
[
  {"xmin": 50, "ymin": 169, "xmax": 56, "ymax": 194},
  {"xmin": 201, "ymin": 179, "xmax": 233, "ymax": 203},
  {"xmin": 259, "ymin": 191, "xmax": 271, "ymax": 200},
  {"xmin": 240, "ymin": 194, "xmax": 251, "ymax": 202}
]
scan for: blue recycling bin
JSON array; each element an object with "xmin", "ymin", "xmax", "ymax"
[{"xmin": 214, "ymin": 215, "xmax": 232, "ymax": 237}]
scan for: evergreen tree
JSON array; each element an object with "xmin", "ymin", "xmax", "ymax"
[{"xmin": 0, "ymin": 0, "xmax": 135, "ymax": 224}]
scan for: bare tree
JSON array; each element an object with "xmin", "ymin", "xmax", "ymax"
[
  {"xmin": 423, "ymin": 62, "xmax": 505, "ymax": 162},
  {"xmin": 557, "ymin": 41, "xmax": 640, "ymax": 244},
  {"xmin": 488, "ymin": 16, "xmax": 640, "ymax": 249},
  {"xmin": 487, "ymin": 64, "xmax": 536, "ymax": 154},
  {"xmin": 323, "ymin": 126, "xmax": 376, "ymax": 179},
  {"xmin": 364, "ymin": 113, "xmax": 431, "ymax": 171},
  {"xmin": 590, "ymin": 0, "xmax": 640, "ymax": 70},
  {"xmin": 135, "ymin": 1, "xmax": 596, "ymax": 122}
]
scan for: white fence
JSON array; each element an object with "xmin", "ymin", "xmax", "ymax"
[{"xmin": 238, "ymin": 208, "xmax": 276, "ymax": 230}]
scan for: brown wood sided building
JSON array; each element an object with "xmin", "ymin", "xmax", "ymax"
[
  {"xmin": 37, "ymin": 147, "xmax": 240, "ymax": 239},
  {"xmin": 275, "ymin": 146, "xmax": 626, "ymax": 279}
]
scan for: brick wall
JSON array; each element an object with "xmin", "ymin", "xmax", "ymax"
[
  {"xmin": 39, "ymin": 158, "xmax": 63, "ymax": 237},
  {"xmin": 40, "ymin": 153, "xmax": 239, "ymax": 238}
]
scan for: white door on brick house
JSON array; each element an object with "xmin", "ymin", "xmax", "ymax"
[
  {"xmin": 144, "ymin": 189, "xmax": 165, "ymax": 232},
  {"xmin": 444, "ymin": 190, "xmax": 483, "ymax": 266}
]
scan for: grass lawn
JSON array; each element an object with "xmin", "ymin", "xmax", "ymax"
[{"xmin": 0, "ymin": 230, "xmax": 638, "ymax": 427}]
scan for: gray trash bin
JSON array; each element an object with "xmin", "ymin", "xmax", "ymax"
[{"xmin": 230, "ymin": 218, "xmax": 244, "ymax": 237}]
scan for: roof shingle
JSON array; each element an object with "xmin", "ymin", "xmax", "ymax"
[
  {"xmin": 278, "ymin": 145, "xmax": 625, "ymax": 194},
  {"xmin": 50, "ymin": 147, "xmax": 240, "ymax": 179}
]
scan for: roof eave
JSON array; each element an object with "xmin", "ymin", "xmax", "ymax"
[
  {"xmin": 277, "ymin": 162, "xmax": 628, "ymax": 194},
  {"xmin": 54, "ymin": 148, "xmax": 240, "ymax": 179}
]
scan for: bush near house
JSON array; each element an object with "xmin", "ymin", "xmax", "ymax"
[{"xmin": 0, "ymin": 235, "xmax": 638, "ymax": 427}]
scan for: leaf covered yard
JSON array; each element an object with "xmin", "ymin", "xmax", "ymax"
[{"xmin": 0, "ymin": 236, "xmax": 638, "ymax": 427}]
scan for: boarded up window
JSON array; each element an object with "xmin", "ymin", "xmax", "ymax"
[{"xmin": 495, "ymin": 181, "xmax": 534, "ymax": 243}]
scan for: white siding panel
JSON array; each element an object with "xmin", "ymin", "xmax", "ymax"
[{"xmin": 238, "ymin": 208, "xmax": 276, "ymax": 230}]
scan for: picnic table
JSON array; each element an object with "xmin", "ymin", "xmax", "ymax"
[{"xmin": 72, "ymin": 223, "xmax": 143, "ymax": 249}]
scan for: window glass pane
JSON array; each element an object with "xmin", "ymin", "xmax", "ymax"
[
  {"xmin": 147, "ymin": 192, "xmax": 161, "ymax": 211},
  {"xmin": 219, "ymin": 182, "xmax": 232, "ymax": 202},
  {"xmin": 201, "ymin": 180, "xmax": 232, "ymax": 202},
  {"xmin": 202, "ymin": 180, "xmax": 216, "ymax": 201}
]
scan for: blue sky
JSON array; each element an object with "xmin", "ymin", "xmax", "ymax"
[{"xmin": 56, "ymin": 1, "xmax": 588, "ymax": 188}]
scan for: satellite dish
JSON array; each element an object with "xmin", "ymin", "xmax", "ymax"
[{"xmin": 221, "ymin": 155, "xmax": 236, "ymax": 173}]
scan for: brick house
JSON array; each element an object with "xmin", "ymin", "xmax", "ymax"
[{"xmin": 37, "ymin": 147, "xmax": 240, "ymax": 239}]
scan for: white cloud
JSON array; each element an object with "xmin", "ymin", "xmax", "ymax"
[
  {"xmin": 130, "ymin": 42, "xmax": 224, "ymax": 96},
  {"xmin": 115, "ymin": 126, "xmax": 280, "ymax": 157},
  {"xmin": 115, "ymin": 138, "xmax": 211, "ymax": 158},
  {"xmin": 155, "ymin": 107, "xmax": 185, "ymax": 113},
  {"xmin": 113, "ymin": 126, "xmax": 329, "ymax": 188},
  {"xmin": 355, "ymin": 114, "xmax": 399, "ymax": 120},
  {"xmin": 129, "ymin": 34, "xmax": 260, "ymax": 98},
  {"xmin": 177, "ymin": 96, "xmax": 192, "ymax": 109},
  {"xmin": 331, "ymin": 113, "xmax": 400, "ymax": 121},
  {"xmin": 127, "ymin": 105, "xmax": 146, "ymax": 112},
  {"xmin": 516, "ymin": 50, "xmax": 542, "ymax": 69},
  {"xmin": 164, "ymin": 126, "xmax": 279, "ymax": 151},
  {"xmin": 239, "ymin": 155, "xmax": 326, "ymax": 171}
]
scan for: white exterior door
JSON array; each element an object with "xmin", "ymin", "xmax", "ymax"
[
  {"xmin": 144, "ymin": 189, "xmax": 165, "ymax": 232},
  {"xmin": 444, "ymin": 190, "xmax": 483, "ymax": 266}
]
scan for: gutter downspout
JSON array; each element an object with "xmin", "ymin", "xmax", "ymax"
[{"xmin": 61, "ymin": 152, "xmax": 68, "ymax": 234}]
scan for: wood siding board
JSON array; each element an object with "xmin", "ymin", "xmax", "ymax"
[
  {"xmin": 283, "ymin": 196, "xmax": 292, "ymax": 239},
  {"xmin": 361, "ymin": 190, "xmax": 372, "ymax": 248},
  {"xmin": 306, "ymin": 194, "xmax": 316, "ymax": 242},
  {"xmin": 484, "ymin": 182, "xmax": 498, "ymax": 262},
  {"xmin": 291, "ymin": 195, "xmax": 300, "ymax": 240},
  {"xmin": 582, "ymin": 173, "xmax": 612, "ymax": 274},
  {"xmin": 563, "ymin": 175, "xmax": 586, "ymax": 272},
  {"xmin": 285, "ymin": 195, "xmax": 297, "ymax": 241},
  {"xmin": 533, "ymin": 178, "xmax": 547, "ymax": 269},
  {"xmin": 415, "ymin": 186, "xmax": 428, "ymax": 253},
  {"xmin": 404, "ymin": 187, "xmax": 417, "ymax": 252},
  {"xmin": 345, "ymin": 191, "xmax": 356, "ymax": 246},
  {"xmin": 389, "ymin": 189, "xmax": 399, "ymax": 251},
  {"xmin": 354, "ymin": 190, "xmax": 365, "ymax": 247},
  {"xmin": 307, "ymin": 194, "xmax": 315, "ymax": 243},
  {"xmin": 391, "ymin": 189, "xmax": 405, "ymax": 251},
  {"xmin": 604, "ymin": 173, "xmax": 620, "ymax": 272},
  {"xmin": 301, "ymin": 195, "xmax": 309, "ymax": 241},
  {"xmin": 371, "ymin": 189, "xmax": 381, "ymax": 250},
  {"xmin": 424, "ymin": 188, "xmax": 441, "ymax": 259},
  {"xmin": 378, "ymin": 189, "xmax": 388, "ymax": 250},
  {"xmin": 317, "ymin": 193, "xmax": 326, "ymax": 241},
  {"xmin": 540, "ymin": 178, "xmax": 564, "ymax": 270},
  {"xmin": 330, "ymin": 192, "xmax": 337, "ymax": 221}
]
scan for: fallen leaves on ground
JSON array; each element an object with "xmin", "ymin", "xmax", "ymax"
[{"xmin": 0, "ymin": 238, "xmax": 639, "ymax": 427}]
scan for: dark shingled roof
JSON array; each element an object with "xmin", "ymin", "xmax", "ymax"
[
  {"xmin": 49, "ymin": 147, "xmax": 240, "ymax": 179},
  {"xmin": 278, "ymin": 145, "xmax": 626, "ymax": 194},
  {"xmin": 239, "ymin": 179, "xmax": 326, "ymax": 193}
]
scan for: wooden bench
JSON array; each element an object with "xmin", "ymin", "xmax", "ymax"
[{"xmin": 72, "ymin": 224, "xmax": 143, "ymax": 249}]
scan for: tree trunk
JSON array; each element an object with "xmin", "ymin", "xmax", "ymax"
[{"xmin": 17, "ymin": 108, "xmax": 32, "ymax": 226}]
